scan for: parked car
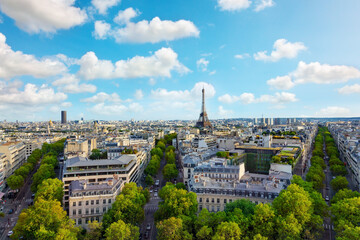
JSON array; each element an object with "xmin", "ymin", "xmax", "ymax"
[
  {"xmin": 144, "ymin": 231, "xmax": 149, "ymax": 239},
  {"xmin": 146, "ymin": 223, "xmax": 151, "ymax": 230},
  {"xmin": 325, "ymin": 196, "xmax": 329, "ymax": 201},
  {"xmin": 154, "ymin": 193, "xmax": 158, "ymax": 197},
  {"xmin": 8, "ymin": 209, "xmax": 13, "ymax": 214},
  {"xmin": 149, "ymin": 189, "xmax": 153, "ymax": 193},
  {"xmin": 8, "ymin": 231, "xmax": 13, "ymax": 237}
]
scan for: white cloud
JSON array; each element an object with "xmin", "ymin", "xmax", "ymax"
[
  {"xmin": 77, "ymin": 47, "xmax": 189, "ymax": 80},
  {"xmin": 254, "ymin": 39, "xmax": 306, "ymax": 62},
  {"xmin": 316, "ymin": 106, "xmax": 351, "ymax": 117},
  {"xmin": 197, "ymin": 58, "xmax": 209, "ymax": 72},
  {"xmin": 268, "ymin": 61, "xmax": 360, "ymax": 89},
  {"xmin": 81, "ymin": 92, "xmax": 123, "ymax": 103},
  {"xmin": 0, "ymin": 81, "xmax": 67, "ymax": 106},
  {"xmin": 91, "ymin": 0, "xmax": 121, "ymax": 15},
  {"xmin": 93, "ymin": 20, "xmax": 111, "ymax": 39},
  {"xmin": 0, "ymin": 0, "xmax": 87, "ymax": 34},
  {"xmin": 114, "ymin": 7, "xmax": 139, "ymax": 25},
  {"xmin": 209, "ymin": 70, "xmax": 216, "ymax": 75},
  {"xmin": 254, "ymin": 0, "xmax": 274, "ymax": 12},
  {"xmin": 53, "ymin": 74, "xmax": 96, "ymax": 93},
  {"xmin": 267, "ymin": 76, "xmax": 295, "ymax": 90},
  {"xmin": 218, "ymin": 92, "xmax": 297, "ymax": 104},
  {"xmin": 338, "ymin": 84, "xmax": 360, "ymax": 95},
  {"xmin": 61, "ymin": 102, "xmax": 72, "ymax": 108},
  {"xmin": 151, "ymin": 82, "xmax": 216, "ymax": 101},
  {"xmin": 218, "ymin": 0, "xmax": 251, "ymax": 11},
  {"xmin": 110, "ymin": 17, "xmax": 199, "ymax": 43},
  {"xmin": 149, "ymin": 78, "xmax": 156, "ymax": 85},
  {"xmin": 218, "ymin": 106, "xmax": 234, "ymax": 118},
  {"xmin": 0, "ymin": 33, "xmax": 67, "ymax": 79},
  {"xmin": 134, "ymin": 89, "xmax": 143, "ymax": 100},
  {"xmin": 89, "ymin": 102, "xmax": 143, "ymax": 116},
  {"xmin": 234, "ymin": 53, "xmax": 250, "ymax": 59}
]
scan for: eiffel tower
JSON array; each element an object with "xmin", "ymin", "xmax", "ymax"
[{"xmin": 195, "ymin": 88, "xmax": 212, "ymax": 128}]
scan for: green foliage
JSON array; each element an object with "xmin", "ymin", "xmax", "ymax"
[
  {"xmin": 157, "ymin": 217, "xmax": 192, "ymax": 240},
  {"xmin": 166, "ymin": 145, "xmax": 175, "ymax": 153},
  {"xmin": 11, "ymin": 198, "xmax": 78, "ymax": 240},
  {"xmin": 196, "ymin": 226, "xmax": 213, "ymax": 240},
  {"xmin": 165, "ymin": 150, "xmax": 176, "ymax": 164},
  {"xmin": 156, "ymin": 141, "xmax": 166, "ymax": 152},
  {"xmin": 331, "ymin": 176, "xmax": 349, "ymax": 192},
  {"xmin": 252, "ymin": 203, "xmax": 275, "ymax": 239},
  {"xmin": 310, "ymin": 156, "xmax": 326, "ymax": 169},
  {"xmin": 145, "ymin": 175, "xmax": 154, "ymax": 186},
  {"xmin": 144, "ymin": 155, "xmax": 161, "ymax": 176},
  {"xmin": 162, "ymin": 164, "xmax": 178, "ymax": 180},
  {"xmin": 164, "ymin": 133, "xmax": 177, "ymax": 145},
  {"xmin": 216, "ymin": 151, "xmax": 229, "ymax": 158},
  {"xmin": 331, "ymin": 189, "xmax": 360, "ymax": 204},
  {"xmin": 89, "ymin": 149, "xmax": 108, "ymax": 159},
  {"xmin": 7, "ymin": 174, "xmax": 24, "ymax": 190},
  {"xmin": 14, "ymin": 165, "xmax": 31, "ymax": 179},
  {"xmin": 330, "ymin": 164, "xmax": 347, "ymax": 176},
  {"xmin": 331, "ymin": 197, "xmax": 360, "ymax": 233},
  {"xmin": 84, "ymin": 221, "xmax": 102, "ymax": 240},
  {"xmin": 121, "ymin": 148, "xmax": 137, "ymax": 155},
  {"xmin": 104, "ymin": 220, "xmax": 139, "ymax": 240},
  {"xmin": 42, "ymin": 155, "xmax": 58, "ymax": 167},
  {"xmin": 306, "ymin": 163, "xmax": 325, "ymax": 190},
  {"xmin": 156, "ymin": 183, "xmax": 198, "ymax": 221},
  {"xmin": 329, "ymin": 156, "xmax": 343, "ymax": 166},
  {"xmin": 35, "ymin": 178, "xmax": 64, "ymax": 202},
  {"xmin": 31, "ymin": 163, "xmax": 56, "ymax": 193},
  {"xmin": 224, "ymin": 199, "xmax": 256, "ymax": 216},
  {"xmin": 151, "ymin": 147, "xmax": 163, "ymax": 159},
  {"xmin": 212, "ymin": 221, "xmax": 242, "ymax": 240}
]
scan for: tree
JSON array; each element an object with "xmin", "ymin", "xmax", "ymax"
[
  {"xmin": 331, "ymin": 197, "xmax": 360, "ymax": 230},
  {"xmin": 162, "ymin": 164, "xmax": 178, "ymax": 180},
  {"xmin": 42, "ymin": 155, "xmax": 58, "ymax": 167},
  {"xmin": 224, "ymin": 199, "xmax": 256, "ymax": 216},
  {"xmin": 329, "ymin": 157, "xmax": 343, "ymax": 166},
  {"xmin": 84, "ymin": 221, "xmax": 102, "ymax": 240},
  {"xmin": 166, "ymin": 145, "xmax": 175, "ymax": 153},
  {"xmin": 151, "ymin": 148, "xmax": 163, "ymax": 159},
  {"xmin": 337, "ymin": 225, "xmax": 360, "ymax": 240},
  {"xmin": 104, "ymin": 220, "xmax": 139, "ymax": 240},
  {"xmin": 309, "ymin": 191, "xmax": 328, "ymax": 217},
  {"xmin": 331, "ymin": 176, "xmax": 349, "ymax": 192},
  {"xmin": 165, "ymin": 151, "xmax": 176, "ymax": 164},
  {"xmin": 31, "ymin": 163, "xmax": 55, "ymax": 192},
  {"xmin": 89, "ymin": 149, "xmax": 101, "ymax": 160},
  {"xmin": 253, "ymin": 234, "xmax": 268, "ymax": 240},
  {"xmin": 252, "ymin": 203, "xmax": 275, "ymax": 239},
  {"xmin": 272, "ymin": 184, "xmax": 312, "ymax": 226},
  {"xmin": 212, "ymin": 222, "xmax": 242, "ymax": 240},
  {"xmin": 196, "ymin": 226, "xmax": 212, "ymax": 240},
  {"xmin": 145, "ymin": 175, "xmax": 154, "ymax": 186},
  {"xmin": 14, "ymin": 165, "xmax": 31, "ymax": 178},
  {"xmin": 12, "ymin": 199, "xmax": 78, "ymax": 240},
  {"xmin": 35, "ymin": 178, "xmax": 64, "ymax": 202},
  {"xmin": 330, "ymin": 164, "xmax": 347, "ymax": 176},
  {"xmin": 276, "ymin": 214, "xmax": 302, "ymax": 240},
  {"xmin": 331, "ymin": 189, "xmax": 360, "ymax": 204},
  {"xmin": 7, "ymin": 174, "xmax": 24, "ymax": 190},
  {"xmin": 156, "ymin": 142, "xmax": 166, "ymax": 152},
  {"xmin": 157, "ymin": 217, "xmax": 192, "ymax": 240}
]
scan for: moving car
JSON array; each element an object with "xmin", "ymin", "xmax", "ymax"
[
  {"xmin": 325, "ymin": 196, "xmax": 329, "ymax": 201},
  {"xmin": 146, "ymin": 223, "xmax": 151, "ymax": 230},
  {"xmin": 154, "ymin": 193, "xmax": 158, "ymax": 197},
  {"xmin": 8, "ymin": 231, "xmax": 13, "ymax": 237}
]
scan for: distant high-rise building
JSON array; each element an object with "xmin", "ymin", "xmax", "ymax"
[
  {"xmin": 61, "ymin": 111, "xmax": 67, "ymax": 124},
  {"xmin": 274, "ymin": 118, "xmax": 281, "ymax": 125},
  {"xmin": 254, "ymin": 118, "xmax": 257, "ymax": 125}
]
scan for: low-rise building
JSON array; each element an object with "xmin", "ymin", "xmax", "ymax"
[{"xmin": 0, "ymin": 142, "xmax": 26, "ymax": 177}]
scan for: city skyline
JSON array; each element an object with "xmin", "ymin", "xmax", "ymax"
[{"xmin": 1, "ymin": 0, "xmax": 360, "ymax": 121}]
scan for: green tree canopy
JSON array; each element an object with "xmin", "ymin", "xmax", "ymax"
[
  {"xmin": 331, "ymin": 176, "xmax": 349, "ymax": 192},
  {"xmin": 35, "ymin": 178, "xmax": 64, "ymax": 202},
  {"xmin": 212, "ymin": 222, "xmax": 242, "ymax": 240},
  {"xmin": 31, "ymin": 163, "xmax": 55, "ymax": 192},
  {"xmin": 162, "ymin": 164, "xmax": 178, "ymax": 180},
  {"xmin": 157, "ymin": 217, "xmax": 192, "ymax": 240},
  {"xmin": 104, "ymin": 220, "xmax": 139, "ymax": 240},
  {"xmin": 331, "ymin": 189, "xmax": 360, "ymax": 204},
  {"xmin": 7, "ymin": 174, "xmax": 24, "ymax": 190}
]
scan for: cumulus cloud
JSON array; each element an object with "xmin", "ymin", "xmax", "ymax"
[
  {"xmin": 338, "ymin": 84, "xmax": 360, "ymax": 95},
  {"xmin": 93, "ymin": 20, "xmax": 111, "ymax": 39},
  {"xmin": 254, "ymin": 0, "xmax": 275, "ymax": 12},
  {"xmin": 0, "ymin": 33, "xmax": 67, "ymax": 79},
  {"xmin": 0, "ymin": 0, "xmax": 87, "ymax": 34},
  {"xmin": 81, "ymin": 92, "xmax": 124, "ymax": 103},
  {"xmin": 91, "ymin": 0, "xmax": 121, "ymax": 15},
  {"xmin": 267, "ymin": 61, "xmax": 360, "ymax": 89},
  {"xmin": 234, "ymin": 53, "xmax": 250, "ymax": 59},
  {"xmin": 77, "ymin": 47, "xmax": 189, "ymax": 80},
  {"xmin": 254, "ymin": 39, "xmax": 306, "ymax": 62},
  {"xmin": 114, "ymin": 7, "xmax": 139, "ymax": 25},
  {"xmin": 134, "ymin": 89, "xmax": 144, "ymax": 100},
  {"xmin": 0, "ymin": 81, "xmax": 67, "ymax": 106},
  {"xmin": 197, "ymin": 58, "xmax": 209, "ymax": 72},
  {"xmin": 218, "ymin": 106, "xmax": 234, "ymax": 118},
  {"xmin": 149, "ymin": 78, "xmax": 156, "ymax": 85},
  {"xmin": 151, "ymin": 82, "xmax": 216, "ymax": 101},
  {"xmin": 316, "ymin": 106, "xmax": 351, "ymax": 117},
  {"xmin": 218, "ymin": 0, "xmax": 251, "ymax": 11},
  {"xmin": 61, "ymin": 102, "xmax": 72, "ymax": 108},
  {"xmin": 52, "ymin": 74, "xmax": 96, "ymax": 93},
  {"xmin": 218, "ymin": 92, "xmax": 297, "ymax": 104},
  {"xmin": 89, "ymin": 102, "xmax": 143, "ymax": 116}
]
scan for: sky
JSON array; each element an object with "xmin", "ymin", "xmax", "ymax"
[{"xmin": 0, "ymin": 0, "xmax": 360, "ymax": 122}]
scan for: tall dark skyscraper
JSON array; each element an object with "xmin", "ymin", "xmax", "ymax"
[
  {"xmin": 61, "ymin": 111, "xmax": 67, "ymax": 124},
  {"xmin": 195, "ymin": 88, "xmax": 212, "ymax": 128}
]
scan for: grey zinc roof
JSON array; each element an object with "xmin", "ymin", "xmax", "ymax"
[{"xmin": 66, "ymin": 154, "xmax": 136, "ymax": 168}]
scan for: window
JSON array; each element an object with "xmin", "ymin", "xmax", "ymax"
[
  {"xmin": 91, "ymin": 200, "xmax": 94, "ymax": 205},
  {"xmin": 108, "ymin": 199, "xmax": 112, "ymax": 204},
  {"xmin": 86, "ymin": 201, "xmax": 89, "ymax": 206},
  {"xmin": 103, "ymin": 207, "xmax": 107, "ymax": 213},
  {"xmin": 96, "ymin": 200, "xmax": 99, "ymax": 205},
  {"xmin": 96, "ymin": 208, "xmax": 99, "ymax": 213},
  {"xmin": 217, "ymin": 206, "xmax": 220, "ymax": 212},
  {"xmin": 211, "ymin": 198, "xmax": 214, "ymax": 203},
  {"xmin": 217, "ymin": 198, "xmax": 220, "ymax": 203},
  {"xmin": 206, "ymin": 198, "xmax": 209, "ymax": 203},
  {"xmin": 79, "ymin": 201, "xmax": 82, "ymax": 206},
  {"xmin": 103, "ymin": 199, "xmax": 106, "ymax": 204},
  {"xmin": 78, "ymin": 209, "xmax": 82, "ymax": 215},
  {"xmin": 78, "ymin": 218, "xmax": 82, "ymax": 225},
  {"xmin": 91, "ymin": 208, "xmax": 94, "ymax": 214},
  {"xmin": 199, "ymin": 198, "xmax": 202, "ymax": 203},
  {"xmin": 72, "ymin": 210, "xmax": 76, "ymax": 215},
  {"xmin": 73, "ymin": 202, "xmax": 76, "ymax": 207},
  {"xmin": 86, "ymin": 209, "xmax": 89, "ymax": 214},
  {"xmin": 86, "ymin": 218, "xmax": 89, "ymax": 224},
  {"xmin": 212, "ymin": 206, "xmax": 215, "ymax": 212},
  {"xmin": 229, "ymin": 199, "xmax": 232, "ymax": 203},
  {"xmin": 224, "ymin": 199, "xmax": 227, "ymax": 204}
]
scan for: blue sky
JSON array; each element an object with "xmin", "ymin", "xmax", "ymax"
[{"xmin": 0, "ymin": 0, "xmax": 360, "ymax": 121}]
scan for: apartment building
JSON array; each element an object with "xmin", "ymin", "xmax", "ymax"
[
  {"xmin": 64, "ymin": 137, "xmax": 96, "ymax": 158},
  {"xmin": 68, "ymin": 177, "xmax": 124, "ymax": 229},
  {"xmin": 25, "ymin": 140, "xmax": 41, "ymax": 158},
  {"xmin": 0, "ymin": 153, "xmax": 6, "ymax": 190},
  {"xmin": 63, "ymin": 155, "xmax": 138, "ymax": 210},
  {"xmin": 0, "ymin": 142, "xmax": 26, "ymax": 177}
]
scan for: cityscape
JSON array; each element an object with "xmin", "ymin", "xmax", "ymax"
[{"xmin": 0, "ymin": 0, "xmax": 360, "ymax": 240}]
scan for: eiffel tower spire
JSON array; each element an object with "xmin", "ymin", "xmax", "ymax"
[{"xmin": 195, "ymin": 88, "xmax": 212, "ymax": 128}]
